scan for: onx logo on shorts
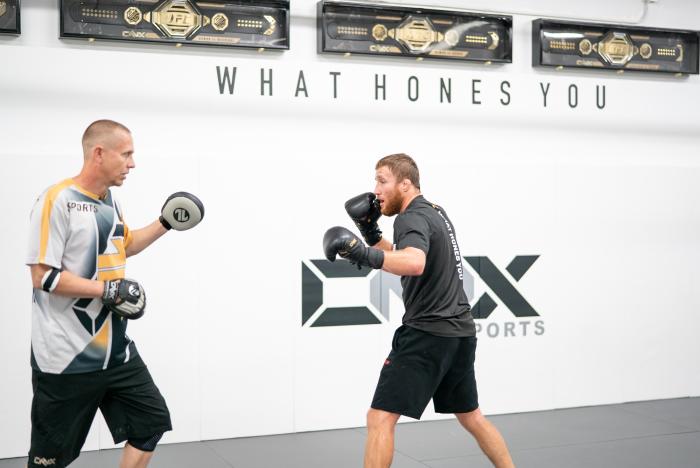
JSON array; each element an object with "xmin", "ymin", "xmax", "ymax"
[
  {"xmin": 301, "ymin": 255, "xmax": 540, "ymax": 329},
  {"xmin": 33, "ymin": 457, "xmax": 57, "ymax": 466}
]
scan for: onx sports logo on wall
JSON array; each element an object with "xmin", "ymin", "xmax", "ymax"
[
  {"xmin": 463, "ymin": 256, "xmax": 544, "ymax": 338},
  {"xmin": 301, "ymin": 259, "xmax": 386, "ymax": 327},
  {"xmin": 301, "ymin": 255, "xmax": 544, "ymax": 338}
]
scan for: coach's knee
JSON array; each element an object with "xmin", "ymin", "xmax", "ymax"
[
  {"xmin": 127, "ymin": 432, "xmax": 163, "ymax": 452},
  {"xmin": 455, "ymin": 407, "xmax": 486, "ymax": 433}
]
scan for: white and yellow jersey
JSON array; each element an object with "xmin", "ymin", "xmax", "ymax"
[{"xmin": 26, "ymin": 178, "xmax": 139, "ymax": 374}]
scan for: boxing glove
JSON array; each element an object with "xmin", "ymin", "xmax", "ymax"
[
  {"xmin": 323, "ymin": 226, "xmax": 384, "ymax": 269},
  {"xmin": 345, "ymin": 192, "xmax": 382, "ymax": 246}
]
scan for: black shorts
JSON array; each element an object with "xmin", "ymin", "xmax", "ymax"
[
  {"xmin": 371, "ymin": 325, "xmax": 479, "ymax": 420},
  {"xmin": 28, "ymin": 355, "xmax": 171, "ymax": 468}
]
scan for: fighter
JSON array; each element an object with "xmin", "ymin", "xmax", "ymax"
[{"xmin": 323, "ymin": 153, "xmax": 515, "ymax": 468}]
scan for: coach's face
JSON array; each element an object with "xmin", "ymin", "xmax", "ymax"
[
  {"xmin": 99, "ymin": 130, "xmax": 135, "ymax": 187},
  {"xmin": 375, "ymin": 166, "xmax": 404, "ymax": 217}
]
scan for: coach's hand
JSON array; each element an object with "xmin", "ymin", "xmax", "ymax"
[
  {"xmin": 323, "ymin": 226, "xmax": 384, "ymax": 269},
  {"xmin": 345, "ymin": 192, "xmax": 382, "ymax": 246},
  {"xmin": 103, "ymin": 279, "xmax": 146, "ymax": 320},
  {"xmin": 159, "ymin": 192, "xmax": 205, "ymax": 231}
]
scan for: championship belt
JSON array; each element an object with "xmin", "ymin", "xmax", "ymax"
[
  {"xmin": 61, "ymin": 0, "xmax": 289, "ymax": 48},
  {"xmin": 319, "ymin": 1, "xmax": 512, "ymax": 63},
  {"xmin": 0, "ymin": 0, "xmax": 20, "ymax": 34},
  {"xmin": 543, "ymin": 31, "xmax": 686, "ymax": 66},
  {"xmin": 534, "ymin": 19, "xmax": 699, "ymax": 75}
]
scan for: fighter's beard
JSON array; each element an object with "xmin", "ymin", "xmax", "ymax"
[{"xmin": 382, "ymin": 189, "xmax": 403, "ymax": 216}]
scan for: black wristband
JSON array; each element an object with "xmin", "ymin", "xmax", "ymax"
[
  {"xmin": 367, "ymin": 248, "xmax": 385, "ymax": 269},
  {"xmin": 159, "ymin": 215, "xmax": 172, "ymax": 230}
]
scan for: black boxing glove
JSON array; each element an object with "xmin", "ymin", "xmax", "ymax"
[
  {"xmin": 160, "ymin": 192, "xmax": 205, "ymax": 231},
  {"xmin": 345, "ymin": 192, "xmax": 382, "ymax": 246},
  {"xmin": 323, "ymin": 226, "xmax": 384, "ymax": 269},
  {"xmin": 102, "ymin": 279, "xmax": 146, "ymax": 320}
]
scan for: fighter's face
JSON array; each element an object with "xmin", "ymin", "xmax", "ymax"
[
  {"xmin": 374, "ymin": 166, "xmax": 403, "ymax": 216},
  {"xmin": 99, "ymin": 130, "xmax": 135, "ymax": 187}
]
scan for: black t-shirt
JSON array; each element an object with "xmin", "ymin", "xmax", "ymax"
[{"xmin": 393, "ymin": 195, "xmax": 475, "ymax": 337}]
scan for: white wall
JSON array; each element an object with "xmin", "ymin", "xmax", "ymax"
[{"xmin": 1, "ymin": 0, "xmax": 700, "ymax": 459}]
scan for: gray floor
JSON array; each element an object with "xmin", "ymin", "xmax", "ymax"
[{"xmin": 3, "ymin": 397, "xmax": 699, "ymax": 467}]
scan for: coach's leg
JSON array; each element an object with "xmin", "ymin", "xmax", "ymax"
[
  {"xmin": 119, "ymin": 442, "xmax": 155, "ymax": 468},
  {"xmin": 119, "ymin": 432, "xmax": 163, "ymax": 468},
  {"xmin": 364, "ymin": 409, "xmax": 401, "ymax": 468},
  {"xmin": 456, "ymin": 408, "xmax": 514, "ymax": 468}
]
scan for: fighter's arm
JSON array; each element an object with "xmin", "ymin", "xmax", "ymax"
[
  {"xmin": 381, "ymin": 247, "xmax": 425, "ymax": 276},
  {"xmin": 29, "ymin": 263, "xmax": 103, "ymax": 298},
  {"xmin": 125, "ymin": 220, "xmax": 168, "ymax": 258},
  {"xmin": 323, "ymin": 228, "xmax": 425, "ymax": 276},
  {"xmin": 383, "ymin": 211, "xmax": 429, "ymax": 276},
  {"xmin": 372, "ymin": 237, "xmax": 394, "ymax": 252}
]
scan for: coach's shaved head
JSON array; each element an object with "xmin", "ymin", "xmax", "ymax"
[{"xmin": 81, "ymin": 120, "xmax": 131, "ymax": 157}]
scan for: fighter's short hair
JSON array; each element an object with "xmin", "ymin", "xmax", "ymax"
[{"xmin": 376, "ymin": 153, "xmax": 420, "ymax": 189}]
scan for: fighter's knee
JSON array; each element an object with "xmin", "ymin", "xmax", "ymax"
[
  {"xmin": 456, "ymin": 407, "xmax": 485, "ymax": 432},
  {"xmin": 366, "ymin": 408, "xmax": 382, "ymax": 429},
  {"xmin": 366, "ymin": 408, "xmax": 398, "ymax": 432}
]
